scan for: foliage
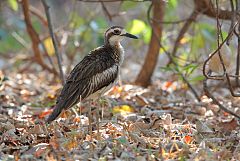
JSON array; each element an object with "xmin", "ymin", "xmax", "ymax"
[
  {"xmin": 126, "ymin": 19, "xmax": 151, "ymax": 44},
  {"xmin": 7, "ymin": 0, "xmax": 18, "ymax": 11}
]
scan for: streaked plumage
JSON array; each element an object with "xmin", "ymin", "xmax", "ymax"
[{"xmin": 46, "ymin": 26, "xmax": 138, "ymax": 123}]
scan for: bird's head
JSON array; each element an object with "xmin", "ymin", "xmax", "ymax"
[{"xmin": 104, "ymin": 26, "xmax": 138, "ymax": 46}]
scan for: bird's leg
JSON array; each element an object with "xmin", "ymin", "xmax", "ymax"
[
  {"xmin": 99, "ymin": 96, "xmax": 112, "ymax": 119},
  {"xmin": 88, "ymin": 101, "xmax": 93, "ymax": 141},
  {"xmin": 96, "ymin": 98, "xmax": 100, "ymax": 140},
  {"xmin": 99, "ymin": 97, "xmax": 106, "ymax": 118},
  {"xmin": 72, "ymin": 107, "xmax": 79, "ymax": 118}
]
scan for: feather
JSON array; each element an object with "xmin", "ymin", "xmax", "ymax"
[{"xmin": 46, "ymin": 45, "xmax": 120, "ymax": 123}]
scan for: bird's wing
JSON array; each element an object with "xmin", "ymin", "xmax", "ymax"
[
  {"xmin": 56, "ymin": 51, "xmax": 118, "ymax": 109},
  {"xmin": 46, "ymin": 47, "xmax": 119, "ymax": 123}
]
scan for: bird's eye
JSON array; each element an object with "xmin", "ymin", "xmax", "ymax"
[{"xmin": 113, "ymin": 29, "xmax": 120, "ymax": 35}]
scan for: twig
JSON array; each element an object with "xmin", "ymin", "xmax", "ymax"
[
  {"xmin": 100, "ymin": 1, "xmax": 113, "ymax": 22},
  {"xmin": 236, "ymin": 24, "xmax": 240, "ymax": 87},
  {"xmin": 147, "ymin": 3, "xmax": 201, "ymax": 102},
  {"xmin": 226, "ymin": 0, "xmax": 235, "ymax": 45},
  {"xmin": 151, "ymin": 18, "xmax": 189, "ymax": 24},
  {"xmin": 28, "ymin": 5, "xmax": 58, "ymax": 71},
  {"xmin": 235, "ymin": 0, "xmax": 240, "ymax": 86},
  {"xmin": 29, "ymin": 5, "xmax": 48, "ymax": 27},
  {"xmin": 203, "ymin": 79, "xmax": 240, "ymax": 119},
  {"xmin": 202, "ymin": 0, "xmax": 240, "ymax": 119},
  {"xmin": 194, "ymin": 0, "xmax": 233, "ymax": 20},
  {"xmin": 41, "ymin": 0, "xmax": 65, "ymax": 85},
  {"xmin": 215, "ymin": 0, "xmax": 227, "ymax": 74},
  {"xmin": 135, "ymin": 0, "xmax": 165, "ymax": 87},
  {"xmin": 21, "ymin": 0, "xmax": 58, "ymax": 75},
  {"xmin": 226, "ymin": 73, "xmax": 240, "ymax": 97},
  {"xmin": 170, "ymin": 0, "xmax": 236, "ymax": 63},
  {"xmin": 202, "ymin": 22, "xmax": 238, "ymax": 80},
  {"xmin": 11, "ymin": 32, "xmax": 29, "ymax": 49},
  {"xmin": 171, "ymin": 10, "xmax": 199, "ymax": 58},
  {"xmin": 78, "ymin": 0, "xmax": 150, "ymax": 2}
]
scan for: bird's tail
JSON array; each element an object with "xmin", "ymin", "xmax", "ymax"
[{"xmin": 46, "ymin": 105, "xmax": 63, "ymax": 124}]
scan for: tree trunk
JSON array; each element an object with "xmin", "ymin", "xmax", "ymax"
[{"xmin": 135, "ymin": 0, "xmax": 165, "ymax": 87}]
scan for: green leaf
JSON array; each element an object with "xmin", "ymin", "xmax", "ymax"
[
  {"xmin": 168, "ymin": 0, "xmax": 178, "ymax": 9},
  {"xmin": 129, "ymin": 19, "xmax": 146, "ymax": 35},
  {"xmin": 143, "ymin": 26, "xmax": 151, "ymax": 44},
  {"xmin": 178, "ymin": 52, "xmax": 188, "ymax": 66},
  {"xmin": 160, "ymin": 66, "xmax": 175, "ymax": 72},
  {"xmin": 7, "ymin": 0, "xmax": 18, "ymax": 11},
  {"xmin": 188, "ymin": 75, "xmax": 205, "ymax": 83},
  {"xmin": 126, "ymin": 19, "xmax": 151, "ymax": 44},
  {"xmin": 221, "ymin": 31, "xmax": 228, "ymax": 39},
  {"xmin": 182, "ymin": 64, "xmax": 198, "ymax": 75}
]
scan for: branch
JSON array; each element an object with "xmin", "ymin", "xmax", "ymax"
[
  {"xmin": 194, "ymin": 0, "xmax": 233, "ymax": 20},
  {"xmin": 100, "ymin": 1, "xmax": 113, "ymax": 21},
  {"xmin": 151, "ymin": 18, "xmax": 189, "ymax": 25},
  {"xmin": 226, "ymin": 73, "xmax": 240, "ymax": 97},
  {"xmin": 235, "ymin": 0, "xmax": 240, "ymax": 86},
  {"xmin": 28, "ymin": 6, "xmax": 56, "ymax": 73},
  {"xmin": 154, "ymin": 10, "xmax": 200, "ymax": 101},
  {"xmin": 41, "ymin": 0, "xmax": 65, "ymax": 85},
  {"xmin": 135, "ymin": 0, "xmax": 164, "ymax": 87},
  {"xmin": 203, "ymin": 79, "xmax": 240, "ymax": 119},
  {"xmin": 78, "ymin": 0, "xmax": 150, "ymax": 2},
  {"xmin": 202, "ymin": 22, "xmax": 238, "ymax": 80},
  {"xmin": 139, "ymin": 1, "xmax": 201, "ymax": 101},
  {"xmin": 29, "ymin": 6, "xmax": 48, "ymax": 27},
  {"xmin": 21, "ymin": 0, "xmax": 58, "ymax": 75},
  {"xmin": 226, "ymin": 0, "xmax": 235, "ymax": 45},
  {"xmin": 171, "ymin": 10, "xmax": 199, "ymax": 57},
  {"xmin": 202, "ymin": 1, "xmax": 240, "ymax": 119}
]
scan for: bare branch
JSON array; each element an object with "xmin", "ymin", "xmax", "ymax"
[
  {"xmin": 135, "ymin": 0, "xmax": 165, "ymax": 87},
  {"xmin": 226, "ymin": 73, "xmax": 240, "ymax": 97},
  {"xmin": 21, "ymin": 0, "xmax": 58, "ymax": 75},
  {"xmin": 202, "ymin": 0, "xmax": 240, "ymax": 119},
  {"xmin": 202, "ymin": 22, "xmax": 238, "ymax": 80},
  {"xmin": 28, "ymin": 6, "xmax": 57, "ymax": 72},
  {"xmin": 171, "ymin": 10, "xmax": 199, "ymax": 58},
  {"xmin": 194, "ymin": 0, "xmax": 234, "ymax": 20},
  {"xmin": 41, "ymin": 0, "xmax": 65, "ymax": 85},
  {"xmin": 151, "ymin": 18, "xmax": 190, "ymax": 25},
  {"xmin": 203, "ymin": 79, "xmax": 240, "ymax": 119},
  {"xmin": 78, "ymin": 0, "xmax": 150, "ymax": 2},
  {"xmin": 100, "ymin": 1, "xmax": 113, "ymax": 21},
  {"xmin": 235, "ymin": 0, "xmax": 240, "ymax": 86},
  {"xmin": 226, "ymin": 0, "xmax": 235, "ymax": 45},
  {"xmin": 140, "ymin": 1, "xmax": 201, "ymax": 101},
  {"xmin": 29, "ymin": 6, "xmax": 48, "ymax": 27}
]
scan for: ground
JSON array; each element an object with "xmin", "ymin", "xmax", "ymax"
[{"xmin": 0, "ymin": 70, "xmax": 239, "ymax": 160}]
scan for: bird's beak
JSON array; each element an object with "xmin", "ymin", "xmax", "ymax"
[{"xmin": 121, "ymin": 32, "xmax": 138, "ymax": 39}]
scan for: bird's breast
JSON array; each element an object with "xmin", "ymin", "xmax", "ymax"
[{"xmin": 119, "ymin": 44, "xmax": 124, "ymax": 65}]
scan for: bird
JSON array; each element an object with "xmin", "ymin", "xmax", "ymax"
[{"xmin": 46, "ymin": 26, "xmax": 138, "ymax": 123}]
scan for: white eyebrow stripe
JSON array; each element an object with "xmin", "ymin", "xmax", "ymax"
[
  {"xmin": 105, "ymin": 29, "xmax": 114, "ymax": 36},
  {"xmin": 105, "ymin": 27, "xmax": 122, "ymax": 36}
]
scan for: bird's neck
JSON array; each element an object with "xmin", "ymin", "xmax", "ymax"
[{"xmin": 105, "ymin": 42, "xmax": 124, "ymax": 65}]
